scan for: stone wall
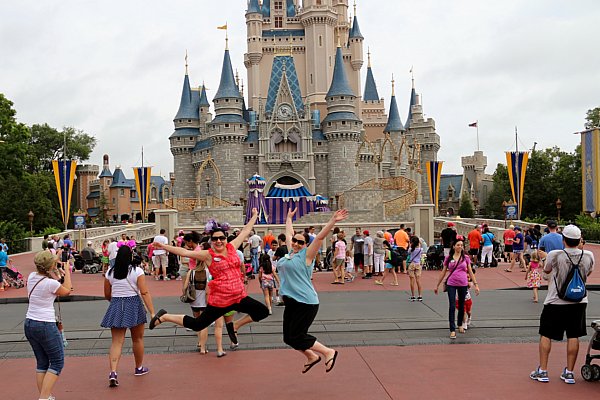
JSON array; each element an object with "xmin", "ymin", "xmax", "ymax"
[
  {"xmin": 327, "ymin": 141, "xmax": 360, "ymax": 197},
  {"xmin": 193, "ymin": 206, "xmax": 245, "ymax": 226},
  {"xmin": 211, "ymin": 143, "xmax": 246, "ymax": 203}
]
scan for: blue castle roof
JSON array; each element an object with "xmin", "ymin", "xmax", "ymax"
[
  {"xmin": 174, "ymin": 74, "xmax": 199, "ymax": 120},
  {"xmin": 214, "ymin": 49, "xmax": 241, "ymax": 100},
  {"xmin": 405, "ymin": 87, "xmax": 417, "ymax": 129},
  {"xmin": 247, "ymin": 0, "xmax": 260, "ymax": 13},
  {"xmin": 99, "ymin": 167, "xmax": 112, "ymax": 178},
  {"xmin": 286, "ymin": 0, "xmax": 296, "ymax": 17},
  {"xmin": 363, "ymin": 66, "xmax": 380, "ymax": 101},
  {"xmin": 262, "ymin": 0, "xmax": 270, "ymax": 17},
  {"xmin": 326, "ymin": 47, "xmax": 355, "ymax": 98},
  {"xmin": 199, "ymin": 85, "xmax": 210, "ymax": 107},
  {"xmin": 349, "ymin": 15, "xmax": 363, "ymax": 39},
  {"xmin": 110, "ymin": 168, "xmax": 131, "ymax": 188},
  {"xmin": 384, "ymin": 95, "xmax": 404, "ymax": 133},
  {"xmin": 169, "ymin": 128, "xmax": 199, "ymax": 139},
  {"xmin": 265, "ymin": 55, "xmax": 304, "ymax": 114}
]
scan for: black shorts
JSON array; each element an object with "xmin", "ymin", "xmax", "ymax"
[
  {"xmin": 504, "ymin": 245, "xmax": 513, "ymax": 253},
  {"xmin": 191, "ymin": 306, "xmax": 206, "ymax": 313},
  {"xmin": 539, "ymin": 303, "xmax": 587, "ymax": 341},
  {"xmin": 354, "ymin": 253, "xmax": 364, "ymax": 267},
  {"xmin": 468, "ymin": 248, "xmax": 480, "ymax": 256}
]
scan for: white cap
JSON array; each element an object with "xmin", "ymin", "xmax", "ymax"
[
  {"xmin": 87, "ymin": 241, "xmax": 93, "ymax": 246},
  {"xmin": 562, "ymin": 225, "xmax": 581, "ymax": 240}
]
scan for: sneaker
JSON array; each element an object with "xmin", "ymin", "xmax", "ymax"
[
  {"xmin": 164, "ymin": 277, "xmax": 170, "ymax": 281},
  {"xmin": 467, "ymin": 316, "xmax": 472, "ymax": 326},
  {"xmin": 154, "ymin": 276, "xmax": 159, "ymax": 281},
  {"xmin": 134, "ymin": 366, "xmax": 149, "ymax": 376},
  {"xmin": 48, "ymin": 396, "xmax": 56, "ymax": 400},
  {"xmin": 417, "ymin": 296, "xmax": 423, "ymax": 302},
  {"xmin": 560, "ymin": 368, "xmax": 575, "ymax": 384},
  {"xmin": 409, "ymin": 296, "xmax": 416, "ymax": 302},
  {"xmin": 530, "ymin": 367, "xmax": 549, "ymax": 382},
  {"xmin": 374, "ymin": 280, "xmax": 383, "ymax": 285},
  {"xmin": 268, "ymin": 307, "xmax": 272, "ymax": 315},
  {"xmin": 229, "ymin": 342, "xmax": 239, "ymax": 350},
  {"xmin": 109, "ymin": 371, "xmax": 119, "ymax": 387},
  {"xmin": 175, "ymin": 276, "xmax": 182, "ymax": 281}
]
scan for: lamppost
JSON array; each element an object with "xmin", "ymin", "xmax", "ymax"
[
  {"xmin": 502, "ymin": 200, "xmax": 508, "ymax": 228},
  {"xmin": 27, "ymin": 210, "xmax": 34, "ymax": 238},
  {"xmin": 556, "ymin": 198, "xmax": 562, "ymax": 223}
]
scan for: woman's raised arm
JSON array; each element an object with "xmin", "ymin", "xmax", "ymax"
[
  {"xmin": 231, "ymin": 208, "xmax": 259, "ymax": 250},
  {"xmin": 306, "ymin": 209, "xmax": 348, "ymax": 265}
]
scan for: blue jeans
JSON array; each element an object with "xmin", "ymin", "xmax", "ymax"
[
  {"xmin": 250, "ymin": 247, "xmax": 259, "ymax": 274},
  {"xmin": 24, "ymin": 319, "xmax": 65, "ymax": 375},
  {"xmin": 446, "ymin": 286, "xmax": 467, "ymax": 332}
]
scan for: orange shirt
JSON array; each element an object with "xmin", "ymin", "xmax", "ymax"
[
  {"xmin": 394, "ymin": 229, "xmax": 410, "ymax": 249},
  {"xmin": 383, "ymin": 231, "xmax": 392, "ymax": 243},
  {"xmin": 468, "ymin": 229, "xmax": 483, "ymax": 249},
  {"xmin": 263, "ymin": 234, "xmax": 275, "ymax": 249}
]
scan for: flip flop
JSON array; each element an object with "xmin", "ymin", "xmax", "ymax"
[
  {"xmin": 149, "ymin": 309, "xmax": 167, "ymax": 330},
  {"xmin": 325, "ymin": 350, "xmax": 339, "ymax": 373},
  {"xmin": 504, "ymin": 269, "xmax": 512, "ymax": 272},
  {"xmin": 302, "ymin": 356, "xmax": 322, "ymax": 374}
]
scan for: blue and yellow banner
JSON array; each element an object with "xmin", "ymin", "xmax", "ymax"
[
  {"xmin": 505, "ymin": 151, "xmax": 529, "ymax": 219},
  {"xmin": 133, "ymin": 167, "xmax": 152, "ymax": 221},
  {"xmin": 425, "ymin": 161, "xmax": 443, "ymax": 212},
  {"xmin": 52, "ymin": 160, "xmax": 77, "ymax": 228},
  {"xmin": 581, "ymin": 129, "xmax": 600, "ymax": 213}
]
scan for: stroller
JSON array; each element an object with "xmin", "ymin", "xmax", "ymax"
[
  {"xmin": 425, "ymin": 244, "xmax": 445, "ymax": 270},
  {"xmin": 166, "ymin": 252, "xmax": 180, "ymax": 280},
  {"xmin": 581, "ymin": 320, "xmax": 600, "ymax": 382},
  {"xmin": 492, "ymin": 240, "xmax": 504, "ymax": 263},
  {"xmin": 2, "ymin": 264, "xmax": 25, "ymax": 288},
  {"xmin": 244, "ymin": 256, "xmax": 255, "ymax": 279}
]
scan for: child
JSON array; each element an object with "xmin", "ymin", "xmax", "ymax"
[
  {"xmin": 101, "ymin": 239, "xmax": 110, "ymax": 276},
  {"xmin": 344, "ymin": 249, "xmax": 355, "ymax": 282},
  {"xmin": 408, "ymin": 236, "xmax": 423, "ymax": 301},
  {"xmin": 258, "ymin": 254, "xmax": 280, "ymax": 314},
  {"xmin": 457, "ymin": 281, "xmax": 474, "ymax": 331},
  {"xmin": 375, "ymin": 241, "xmax": 399, "ymax": 286},
  {"xmin": 525, "ymin": 251, "xmax": 542, "ymax": 303}
]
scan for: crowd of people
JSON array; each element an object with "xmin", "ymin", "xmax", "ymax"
[{"xmin": 15, "ymin": 215, "xmax": 597, "ymax": 398}]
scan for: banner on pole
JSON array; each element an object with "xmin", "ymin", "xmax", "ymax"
[
  {"xmin": 505, "ymin": 151, "xmax": 529, "ymax": 219},
  {"xmin": 52, "ymin": 160, "xmax": 77, "ymax": 228},
  {"xmin": 425, "ymin": 161, "xmax": 443, "ymax": 211},
  {"xmin": 133, "ymin": 167, "xmax": 152, "ymax": 221},
  {"xmin": 581, "ymin": 128, "xmax": 600, "ymax": 213}
]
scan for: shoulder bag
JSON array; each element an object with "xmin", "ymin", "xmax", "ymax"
[
  {"xmin": 443, "ymin": 259, "xmax": 459, "ymax": 292},
  {"xmin": 180, "ymin": 270, "xmax": 197, "ymax": 303}
]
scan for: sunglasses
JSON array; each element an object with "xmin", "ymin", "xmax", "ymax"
[
  {"xmin": 291, "ymin": 238, "xmax": 306, "ymax": 245},
  {"xmin": 211, "ymin": 236, "xmax": 227, "ymax": 242}
]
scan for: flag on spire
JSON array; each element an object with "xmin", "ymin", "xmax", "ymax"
[
  {"xmin": 217, "ymin": 24, "xmax": 228, "ymax": 30},
  {"xmin": 469, "ymin": 121, "xmax": 478, "ymax": 128}
]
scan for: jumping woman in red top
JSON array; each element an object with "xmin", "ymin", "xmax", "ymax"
[{"xmin": 149, "ymin": 208, "xmax": 269, "ymax": 338}]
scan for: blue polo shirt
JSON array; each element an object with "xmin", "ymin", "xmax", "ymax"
[
  {"xmin": 277, "ymin": 248, "xmax": 318, "ymax": 305},
  {"xmin": 0, "ymin": 251, "xmax": 7, "ymax": 267},
  {"xmin": 539, "ymin": 232, "xmax": 564, "ymax": 253},
  {"xmin": 513, "ymin": 233, "xmax": 524, "ymax": 251}
]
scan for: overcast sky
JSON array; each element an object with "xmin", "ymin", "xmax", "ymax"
[{"xmin": 1, "ymin": 0, "xmax": 598, "ymax": 179}]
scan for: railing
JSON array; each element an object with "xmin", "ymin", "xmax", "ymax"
[
  {"xmin": 384, "ymin": 189, "xmax": 418, "ymax": 218},
  {"xmin": 267, "ymin": 152, "xmax": 305, "ymax": 161},
  {"xmin": 351, "ymin": 176, "xmax": 417, "ymax": 192},
  {"xmin": 165, "ymin": 197, "xmax": 235, "ymax": 212}
]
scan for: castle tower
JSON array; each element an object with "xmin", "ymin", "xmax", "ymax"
[
  {"xmin": 74, "ymin": 164, "xmax": 99, "ymax": 213},
  {"xmin": 197, "ymin": 84, "xmax": 211, "ymax": 134},
  {"xmin": 361, "ymin": 50, "xmax": 387, "ymax": 141},
  {"xmin": 207, "ymin": 45, "xmax": 248, "ymax": 202},
  {"xmin": 323, "ymin": 44, "xmax": 362, "ymax": 197},
  {"xmin": 461, "ymin": 150, "xmax": 488, "ymax": 209},
  {"xmin": 245, "ymin": 0, "xmax": 263, "ymax": 111},
  {"xmin": 347, "ymin": 1, "xmax": 364, "ymax": 99},
  {"xmin": 169, "ymin": 65, "xmax": 200, "ymax": 199},
  {"xmin": 404, "ymin": 78, "xmax": 440, "ymax": 203},
  {"xmin": 383, "ymin": 78, "xmax": 405, "ymax": 177}
]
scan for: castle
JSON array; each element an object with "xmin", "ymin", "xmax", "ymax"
[{"xmin": 170, "ymin": 0, "xmax": 441, "ymax": 217}]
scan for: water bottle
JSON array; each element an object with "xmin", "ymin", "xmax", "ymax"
[{"xmin": 61, "ymin": 331, "xmax": 68, "ymax": 348}]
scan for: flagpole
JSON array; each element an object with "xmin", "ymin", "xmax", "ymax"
[
  {"xmin": 476, "ymin": 121, "xmax": 480, "ymax": 151},
  {"xmin": 63, "ymin": 131, "xmax": 67, "ymax": 231},
  {"xmin": 515, "ymin": 126, "xmax": 520, "ymax": 220}
]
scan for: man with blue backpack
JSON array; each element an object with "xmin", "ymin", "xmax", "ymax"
[{"xmin": 530, "ymin": 225, "xmax": 594, "ymax": 384}]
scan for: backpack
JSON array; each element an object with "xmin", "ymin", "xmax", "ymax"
[
  {"xmin": 556, "ymin": 250, "xmax": 587, "ymax": 302},
  {"xmin": 389, "ymin": 248, "xmax": 401, "ymax": 267},
  {"xmin": 194, "ymin": 268, "xmax": 208, "ymax": 291}
]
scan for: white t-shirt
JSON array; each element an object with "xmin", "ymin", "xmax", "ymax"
[
  {"xmin": 26, "ymin": 273, "xmax": 61, "ymax": 322},
  {"xmin": 107, "ymin": 241, "xmax": 119, "ymax": 260},
  {"xmin": 152, "ymin": 235, "xmax": 169, "ymax": 255},
  {"xmin": 544, "ymin": 248, "xmax": 594, "ymax": 305},
  {"xmin": 106, "ymin": 266, "xmax": 145, "ymax": 297}
]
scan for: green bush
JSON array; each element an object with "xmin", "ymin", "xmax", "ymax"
[
  {"xmin": 575, "ymin": 214, "xmax": 600, "ymax": 241},
  {"xmin": 39, "ymin": 226, "xmax": 62, "ymax": 237},
  {"xmin": 0, "ymin": 220, "xmax": 28, "ymax": 253}
]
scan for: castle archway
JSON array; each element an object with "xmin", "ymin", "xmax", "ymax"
[{"xmin": 264, "ymin": 171, "xmax": 312, "ymax": 197}]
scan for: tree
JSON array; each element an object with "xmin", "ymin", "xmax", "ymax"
[
  {"xmin": 459, "ymin": 194, "xmax": 475, "ymax": 218},
  {"xmin": 0, "ymin": 94, "xmax": 30, "ymax": 177},
  {"xmin": 585, "ymin": 107, "xmax": 600, "ymax": 129},
  {"xmin": 484, "ymin": 164, "xmax": 511, "ymax": 218}
]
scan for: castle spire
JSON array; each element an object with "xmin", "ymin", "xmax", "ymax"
[
  {"xmin": 174, "ymin": 69, "xmax": 199, "ymax": 120},
  {"xmin": 262, "ymin": 0, "xmax": 271, "ymax": 17},
  {"xmin": 384, "ymin": 76, "xmax": 404, "ymax": 133},
  {"xmin": 326, "ymin": 45, "xmax": 355, "ymax": 98},
  {"xmin": 247, "ymin": 0, "xmax": 260, "ymax": 13},
  {"xmin": 199, "ymin": 83, "xmax": 210, "ymax": 107},
  {"xmin": 405, "ymin": 72, "xmax": 417, "ymax": 129},
  {"xmin": 214, "ymin": 46, "xmax": 241, "ymax": 100},
  {"xmin": 185, "ymin": 50, "xmax": 188, "ymax": 75},
  {"xmin": 363, "ymin": 49, "xmax": 380, "ymax": 101},
  {"xmin": 349, "ymin": 1, "xmax": 363, "ymax": 39}
]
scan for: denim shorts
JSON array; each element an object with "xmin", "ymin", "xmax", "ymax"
[{"xmin": 24, "ymin": 319, "xmax": 64, "ymax": 375}]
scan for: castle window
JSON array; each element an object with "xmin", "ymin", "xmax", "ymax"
[
  {"xmin": 112, "ymin": 197, "xmax": 116, "ymax": 205},
  {"xmin": 120, "ymin": 189, "xmax": 125, "ymax": 197},
  {"xmin": 249, "ymin": 143, "xmax": 254, "ymax": 148},
  {"xmin": 240, "ymin": 124, "xmax": 243, "ymax": 128},
  {"xmin": 274, "ymin": 1, "xmax": 282, "ymax": 10},
  {"xmin": 188, "ymin": 119, "xmax": 191, "ymax": 123},
  {"xmin": 151, "ymin": 187, "xmax": 157, "ymax": 200},
  {"xmin": 341, "ymin": 96, "xmax": 345, "ymax": 100},
  {"xmin": 177, "ymin": 137, "xmax": 181, "ymax": 141},
  {"xmin": 343, "ymin": 146, "xmax": 347, "ymax": 158},
  {"xmin": 317, "ymin": 142, "xmax": 322, "ymax": 146},
  {"xmin": 318, "ymin": 35, "xmax": 322, "ymax": 47},
  {"xmin": 327, "ymin": 122, "xmax": 331, "ymax": 127},
  {"xmin": 275, "ymin": 16, "xmax": 283, "ymax": 28},
  {"xmin": 342, "ymin": 121, "xmax": 346, "ymax": 125},
  {"xmin": 225, "ymin": 124, "xmax": 230, "ymax": 128},
  {"xmin": 225, "ymin": 149, "xmax": 231, "ymax": 160},
  {"xmin": 310, "ymin": 74, "xmax": 313, "ymax": 85},
  {"xmin": 130, "ymin": 190, "xmax": 136, "ymax": 198},
  {"xmin": 225, "ymin": 99, "xmax": 229, "ymax": 102}
]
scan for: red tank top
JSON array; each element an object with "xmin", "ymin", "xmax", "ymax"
[{"xmin": 207, "ymin": 243, "xmax": 246, "ymax": 307}]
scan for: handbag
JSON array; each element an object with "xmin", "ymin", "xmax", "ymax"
[{"xmin": 180, "ymin": 270, "xmax": 197, "ymax": 303}]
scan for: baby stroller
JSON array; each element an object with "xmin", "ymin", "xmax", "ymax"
[
  {"xmin": 492, "ymin": 240, "xmax": 504, "ymax": 263},
  {"xmin": 166, "ymin": 252, "xmax": 180, "ymax": 280},
  {"xmin": 2, "ymin": 264, "xmax": 25, "ymax": 288},
  {"xmin": 581, "ymin": 320, "xmax": 600, "ymax": 381},
  {"xmin": 425, "ymin": 244, "xmax": 445, "ymax": 270},
  {"xmin": 244, "ymin": 256, "xmax": 255, "ymax": 279}
]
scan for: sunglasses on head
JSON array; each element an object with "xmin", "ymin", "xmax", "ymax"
[
  {"xmin": 291, "ymin": 237, "xmax": 306, "ymax": 245},
  {"xmin": 211, "ymin": 235, "xmax": 227, "ymax": 242}
]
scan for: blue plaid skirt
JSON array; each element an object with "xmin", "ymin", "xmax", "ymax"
[{"xmin": 101, "ymin": 295, "xmax": 147, "ymax": 328}]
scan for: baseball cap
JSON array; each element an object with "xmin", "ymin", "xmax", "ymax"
[
  {"xmin": 514, "ymin": 226, "xmax": 522, "ymax": 231},
  {"xmin": 448, "ymin": 222, "xmax": 455, "ymax": 227},
  {"xmin": 546, "ymin": 220, "xmax": 558, "ymax": 228},
  {"xmin": 86, "ymin": 241, "xmax": 93, "ymax": 246},
  {"xmin": 363, "ymin": 230, "xmax": 369, "ymax": 235},
  {"xmin": 562, "ymin": 225, "xmax": 581, "ymax": 240},
  {"xmin": 34, "ymin": 251, "xmax": 57, "ymax": 272}
]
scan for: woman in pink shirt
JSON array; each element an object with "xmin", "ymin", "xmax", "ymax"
[{"xmin": 434, "ymin": 239, "xmax": 480, "ymax": 339}]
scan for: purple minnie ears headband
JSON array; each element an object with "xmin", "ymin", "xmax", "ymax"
[{"xmin": 204, "ymin": 218, "xmax": 231, "ymax": 234}]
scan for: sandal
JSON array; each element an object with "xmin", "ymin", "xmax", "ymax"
[
  {"xmin": 504, "ymin": 269, "xmax": 512, "ymax": 272},
  {"xmin": 149, "ymin": 309, "xmax": 167, "ymax": 330},
  {"xmin": 450, "ymin": 332, "xmax": 456, "ymax": 339},
  {"xmin": 325, "ymin": 350, "xmax": 339, "ymax": 373},
  {"xmin": 302, "ymin": 356, "xmax": 322, "ymax": 374}
]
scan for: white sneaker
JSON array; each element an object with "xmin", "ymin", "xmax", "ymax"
[
  {"xmin": 467, "ymin": 316, "xmax": 472, "ymax": 326},
  {"xmin": 462, "ymin": 323, "xmax": 468, "ymax": 331}
]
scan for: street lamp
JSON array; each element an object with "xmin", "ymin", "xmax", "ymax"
[
  {"xmin": 502, "ymin": 200, "xmax": 508, "ymax": 228},
  {"xmin": 556, "ymin": 198, "xmax": 562, "ymax": 223},
  {"xmin": 27, "ymin": 210, "xmax": 34, "ymax": 238}
]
